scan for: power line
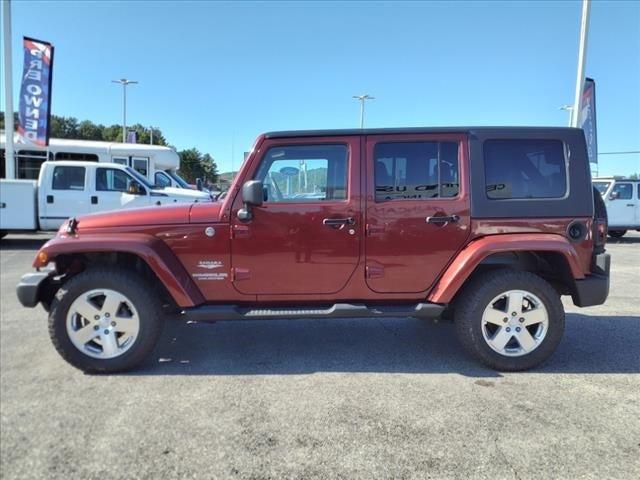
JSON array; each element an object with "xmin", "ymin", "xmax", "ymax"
[{"xmin": 599, "ymin": 151, "xmax": 640, "ymax": 155}]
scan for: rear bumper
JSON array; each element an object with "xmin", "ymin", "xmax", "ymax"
[
  {"xmin": 572, "ymin": 253, "xmax": 610, "ymax": 307},
  {"xmin": 16, "ymin": 271, "xmax": 53, "ymax": 308}
]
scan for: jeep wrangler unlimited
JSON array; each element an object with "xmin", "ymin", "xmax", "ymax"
[{"xmin": 17, "ymin": 127, "xmax": 610, "ymax": 373}]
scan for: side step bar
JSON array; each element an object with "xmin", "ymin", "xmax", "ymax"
[{"xmin": 182, "ymin": 302, "xmax": 445, "ymax": 322}]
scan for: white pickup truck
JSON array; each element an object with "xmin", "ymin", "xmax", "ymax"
[
  {"xmin": 593, "ymin": 177, "xmax": 640, "ymax": 238},
  {"xmin": 0, "ymin": 161, "xmax": 212, "ymax": 235}
]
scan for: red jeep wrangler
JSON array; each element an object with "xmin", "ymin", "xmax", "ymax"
[{"xmin": 17, "ymin": 127, "xmax": 610, "ymax": 373}]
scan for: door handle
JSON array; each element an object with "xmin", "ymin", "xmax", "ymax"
[
  {"xmin": 626, "ymin": 204, "xmax": 635, "ymax": 207},
  {"xmin": 46, "ymin": 195, "xmax": 54, "ymax": 204},
  {"xmin": 91, "ymin": 196, "xmax": 98, "ymax": 205},
  {"xmin": 323, "ymin": 217, "xmax": 355, "ymax": 228},
  {"xmin": 426, "ymin": 215, "xmax": 460, "ymax": 224}
]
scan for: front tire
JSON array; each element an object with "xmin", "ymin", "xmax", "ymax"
[
  {"xmin": 48, "ymin": 266, "xmax": 164, "ymax": 373},
  {"xmin": 454, "ymin": 269, "xmax": 564, "ymax": 371}
]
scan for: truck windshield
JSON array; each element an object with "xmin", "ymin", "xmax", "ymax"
[
  {"xmin": 593, "ymin": 181, "xmax": 611, "ymax": 195},
  {"xmin": 166, "ymin": 170, "xmax": 191, "ymax": 189},
  {"xmin": 125, "ymin": 167, "xmax": 154, "ymax": 189}
]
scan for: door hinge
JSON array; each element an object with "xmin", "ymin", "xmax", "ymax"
[
  {"xmin": 365, "ymin": 265, "xmax": 385, "ymax": 279},
  {"xmin": 231, "ymin": 224, "xmax": 250, "ymax": 239},
  {"xmin": 366, "ymin": 224, "xmax": 385, "ymax": 236},
  {"xmin": 232, "ymin": 267, "xmax": 251, "ymax": 281}
]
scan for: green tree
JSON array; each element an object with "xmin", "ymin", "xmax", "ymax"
[
  {"xmin": 178, "ymin": 148, "xmax": 219, "ymax": 184},
  {"xmin": 77, "ymin": 120, "xmax": 104, "ymax": 140}
]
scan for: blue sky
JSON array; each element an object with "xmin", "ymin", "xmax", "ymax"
[{"xmin": 2, "ymin": 0, "xmax": 639, "ymax": 175}]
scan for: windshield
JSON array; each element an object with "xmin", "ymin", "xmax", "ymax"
[
  {"xmin": 125, "ymin": 167, "xmax": 154, "ymax": 189},
  {"xmin": 166, "ymin": 170, "xmax": 191, "ymax": 189},
  {"xmin": 593, "ymin": 181, "xmax": 611, "ymax": 195}
]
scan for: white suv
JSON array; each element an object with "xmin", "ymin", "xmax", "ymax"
[{"xmin": 593, "ymin": 177, "xmax": 640, "ymax": 238}]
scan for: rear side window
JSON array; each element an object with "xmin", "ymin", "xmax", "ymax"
[
  {"xmin": 484, "ymin": 139, "xmax": 567, "ymax": 199},
  {"xmin": 611, "ymin": 182, "xmax": 633, "ymax": 200},
  {"xmin": 52, "ymin": 166, "xmax": 86, "ymax": 190},
  {"xmin": 374, "ymin": 141, "xmax": 459, "ymax": 202}
]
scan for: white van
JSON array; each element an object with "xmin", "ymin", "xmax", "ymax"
[
  {"xmin": 593, "ymin": 177, "xmax": 640, "ymax": 238},
  {"xmin": 0, "ymin": 161, "xmax": 211, "ymax": 233},
  {"xmin": 0, "ymin": 133, "xmax": 192, "ymax": 189}
]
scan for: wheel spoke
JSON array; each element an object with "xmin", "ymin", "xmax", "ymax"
[
  {"xmin": 489, "ymin": 327, "xmax": 512, "ymax": 351},
  {"xmin": 71, "ymin": 323, "xmax": 99, "ymax": 345},
  {"xmin": 484, "ymin": 308, "xmax": 506, "ymax": 326},
  {"xmin": 516, "ymin": 328, "xmax": 537, "ymax": 352},
  {"xmin": 506, "ymin": 291, "xmax": 524, "ymax": 316},
  {"xmin": 74, "ymin": 299, "xmax": 101, "ymax": 322},
  {"xmin": 522, "ymin": 307, "xmax": 546, "ymax": 326},
  {"xmin": 101, "ymin": 293, "xmax": 123, "ymax": 317},
  {"xmin": 113, "ymin": 316, "xmax": 138, "ymax": 334},
  {"xmin": 101, "ymin": 331, "xmax": 119, "ymax": 356}
]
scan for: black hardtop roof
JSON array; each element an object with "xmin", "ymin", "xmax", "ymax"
[{"xmin": 264, "ymin": 126, "xmax": 582, "ymax": 139}]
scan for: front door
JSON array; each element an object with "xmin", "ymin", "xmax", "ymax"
[
  {"xmin": 91, "ymin": 166, "xmax": 149, "ymax": 213},
  {"xmin": 230, "ymin": 138, "xmax": 361, "ymax": 295},
  {"xmin": 364, "ymin": 134, "xmax": 471, "ymax": 293}
]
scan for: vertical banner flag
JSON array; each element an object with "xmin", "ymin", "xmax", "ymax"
[
  {"xmin": 126, "ymin": 130, "xmax": 137, "ymax": 144},
  {"xmin": 18, "ymin": 37, "xmax": 54, "ymax": 146},
  {"xmin": 579, "ymin": 77, "xmax": 598, "ymax": 165}
]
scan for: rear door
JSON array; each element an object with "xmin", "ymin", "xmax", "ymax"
[
  {"xmin": 39, "ymin": 165, "xmax": 90, "ymax": 230},
  {"xmin": 91, "ymin": 166, "xmax": 150, "ymax": 213},
  {"xmin": 364, "ymin": 134, "xmax": 470, "ymax": 293}
]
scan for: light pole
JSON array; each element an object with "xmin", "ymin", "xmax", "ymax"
[
  {"xmin": 2, "ymin": 0, "xmax": 15, "ymax": 178},
  {"xmin": 353, "ymin": 94, "xmax": 374, "ymax": 128},
  {"xmin": 571, "ymin": 0, "xmax": 591, "ymax": 128},
  {"xmin": 559, "ymin": 105, "xmax": 574, "ymax": 126},
  {"xmin": 111, "ymin": 78, "xmax": 138, "ymax": 142}
]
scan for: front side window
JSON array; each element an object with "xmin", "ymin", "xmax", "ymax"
[
  {"xmin": 96, "ymin": 168, "xmax": 139, "ymax": 192},
  {"xmin": 155, "ymin": 171, "xmax": 172, "ymax": 188},
  {"xmin": 255, "ymin": 144, "xmax": 348, "ymax": 202},
  {"xmin": 52, "ymin": 166, "xmax": 85, "ymax": 190},
  {"xmin": 111, "ymin": 156, "xmax": 128, "ymax": 166},
  {"xmin": 611, "ymin": 182, "xmax": 632, "ymax": 200},
  {"xmin": 484, "ymin": 139, "xmax": 567, "ymax": 199},
  {"xmin": 374, "ymin": 141, "xmax": 459, "ymax": 202}
]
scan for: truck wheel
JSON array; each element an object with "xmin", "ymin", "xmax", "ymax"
[
  {"xmin": 608, "ymin": 230, "xmax": 626, "ymax": 238},
  {"xmin": 48, "ymin": 266, "xmax": 164, "ymax": 373},
  {"xmin": 454, "ymin": 269, "xmax": 564, "ymax": 371}
]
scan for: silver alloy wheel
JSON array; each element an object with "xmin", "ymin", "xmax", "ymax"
[
  {"xmin": 481, "ymin": 289, "xmax": 549, "ymax": 357},
  {"xmin": 66, "ymin": 289, "xmax": 140, "ymax": 359}
]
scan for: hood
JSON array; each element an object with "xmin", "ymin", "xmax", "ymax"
[
  {"xmin": 156, "ymin": 187, "xmax": 211, "ymax": 200},
  {"xmin": 74, "ymin": 202, "xmax": 226, "ymax": 230}
]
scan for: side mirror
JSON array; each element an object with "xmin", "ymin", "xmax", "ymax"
[
  {"xmin": 609, "ymin": 191, "xmax": 619, "ymax": 200},
  {"xmin": 128, "ymin": 182, "xmax": 141, "ymax": 195},
  {"xmin": 237, "ymin": 180, "xmax": 263, "ymax": 221},
  {"xmin": 196, "ymin": 178, "xmax": 203, "ymax": 191}
]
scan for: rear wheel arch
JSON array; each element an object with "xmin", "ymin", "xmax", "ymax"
[{"xmin": 428, "ymin": 235, "xmax": 585, "ymax": 305}]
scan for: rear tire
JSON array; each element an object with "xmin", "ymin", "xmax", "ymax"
[
  {"xmin": 48, "ymin": 266, "xmax": 164, "ymax": 373},
  {"xmin": 608, "ymin": 230, "xmax": 626, "ymax": 238},
  {"xmin": 454, "ymin": 269, "xmax": 564, "ymax": 371}
]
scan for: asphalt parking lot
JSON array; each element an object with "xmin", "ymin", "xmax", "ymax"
[{"xmin": 1, "ymin": 232, "xmax": 639, "ymax": 479}]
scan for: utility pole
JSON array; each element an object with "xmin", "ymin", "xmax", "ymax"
[
  {"xmin": 2, "ymin": 0, "xmax": 15, "ymax": 178},
  {"xmin": 353, "ymin": 94, "xmax": 374, "ymax": 129},
  {"xmin": 111, "ymin": 78, "xmax": 138, "ymax": 142},
  {"xmin": 571, "ymin": 0, "xmax": 591, "ymax": 128}
]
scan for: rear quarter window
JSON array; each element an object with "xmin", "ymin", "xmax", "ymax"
[{"xmin": 484, "ymin": 139, "xmax": 567, "ymax": 199}]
